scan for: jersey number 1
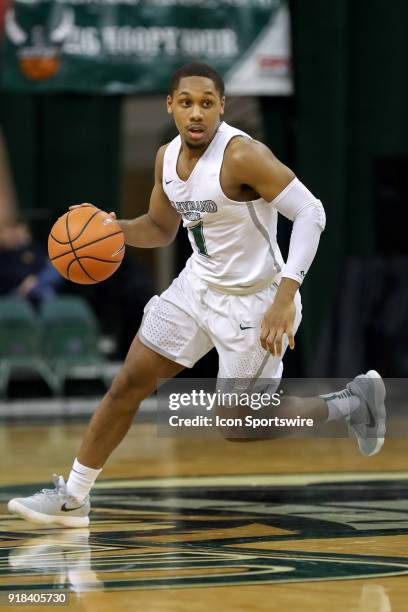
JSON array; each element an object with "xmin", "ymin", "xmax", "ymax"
[{"xmin": 189, "ymin": 221, "xmax": 209, "ymax": 257}]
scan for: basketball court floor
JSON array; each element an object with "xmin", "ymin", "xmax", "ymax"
[{"xmin": 0, "ymin": 417, "xmax": 407, "ymax": 611}]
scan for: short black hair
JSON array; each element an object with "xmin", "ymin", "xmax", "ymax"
[{"xmin": 169, "ymin": 63, "xmax": 225, "ymax": 98}]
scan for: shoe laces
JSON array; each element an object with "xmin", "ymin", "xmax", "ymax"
[{"xmin": 33, "ymin": 475, "xmax": 66, "ymax": 498}]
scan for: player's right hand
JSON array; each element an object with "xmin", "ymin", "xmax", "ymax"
[
  {"xmin": 69, "ymin": 203, "xmax": 95, "ymax": 210},
  {"xmin": 68, "ymin": 203, "xmax": 117, "ymax": 220}
]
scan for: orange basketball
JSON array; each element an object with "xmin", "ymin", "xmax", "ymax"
[{"xmin": 48, "ymin": 205, "xmax": 125, "ymax": 284}]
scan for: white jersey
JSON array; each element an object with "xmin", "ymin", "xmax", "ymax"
[{"xmin": 162, "ymin": 121, "xmax": 284, "ymax": 292}]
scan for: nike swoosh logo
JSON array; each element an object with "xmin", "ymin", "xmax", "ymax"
[
  {"xmin": 240, "ymin": 324, "xmax": 255, "ymax": 330},
  {"xmin": 165, "ymin": 179, "xmax": 173, "ymax": 185},
  {"xmin": 61, "ymin": 502, "xmax": 85, "ymax": 512}
]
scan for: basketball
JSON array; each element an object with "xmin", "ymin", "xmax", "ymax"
[{"xmin": 48, "ymin": 205, "xmax": 125, "ymax": 284}]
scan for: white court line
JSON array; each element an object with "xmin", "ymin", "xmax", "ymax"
[
  {"xmin": 94, "ymin": 472, "xmax": 408, "ymax": 489},
  {"xmin": 0, "ymin": 396, "xmax": 156, "ymax": 419}
]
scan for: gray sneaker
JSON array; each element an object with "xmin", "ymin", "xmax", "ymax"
[
  {"xmin": 347, "ymin": 370, "xmax": 386, "ymax": 456},
  {"xmin": 8, "ymin": 475, "xmax": 90, "ymax": 528}
]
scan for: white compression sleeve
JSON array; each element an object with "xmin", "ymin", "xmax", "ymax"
[{"xmin": 271, "ymin": 177, "xmax": 326, "ymax": 284}]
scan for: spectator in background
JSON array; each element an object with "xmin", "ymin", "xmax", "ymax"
[{"xmin": 0, "ymin": 220, "xmax": 62, "ymax": 306}]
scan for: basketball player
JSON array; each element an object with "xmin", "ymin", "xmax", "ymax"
[{"xmin": 8, "ymin": 64, "xmax": 386, "ymax": 527}]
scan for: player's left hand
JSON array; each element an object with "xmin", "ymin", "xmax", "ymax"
[{"xmin": 260, "ymin": 299, "xmax": 296, "ymax": 356}]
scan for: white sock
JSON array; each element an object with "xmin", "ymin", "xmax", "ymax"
[
  {"xmin": 320, "ymin": 388, "xmax": 361, "ymax": 422},
  {"xmin": 66, "ymin": 458, "xmax": 102, "ymax": 502}
]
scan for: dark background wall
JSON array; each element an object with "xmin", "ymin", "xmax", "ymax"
[
  {"xmin": 0, "ymin": 93, "xmax": 122, "ymax": 243},
  {"xmin": 288, "ymin": 0, "xmax": 408, "ymax": 374}
]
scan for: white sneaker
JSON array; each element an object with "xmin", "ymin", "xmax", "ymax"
[
  {"xmin": 347, "ymin": 370, "xmax": 386, "ymax": 456},
  {"xmin": 8, "ymin": 475, "xmax": 90, "ymax": 528}
]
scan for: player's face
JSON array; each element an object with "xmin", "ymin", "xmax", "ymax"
[{"xmin": 167, "ymin": 76, "xmax": 225, "ymax": 150}]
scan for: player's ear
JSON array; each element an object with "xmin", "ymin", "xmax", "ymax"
[
  {"xmin": 167, "ymin": 95, "xmax": 173, "ymax": 115},
  {"xmin": 220, "ymin": 96, "xmax": 225, "ymax": 116}
]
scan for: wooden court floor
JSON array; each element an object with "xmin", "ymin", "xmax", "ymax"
[{"xmin": 0, "ymin": 420, "xmax": 408, "ymax": 611}]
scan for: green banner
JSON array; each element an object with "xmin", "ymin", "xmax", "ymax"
[{"xmin": 0, "ymin": 0, "xmax": 292, "ymax": 94}]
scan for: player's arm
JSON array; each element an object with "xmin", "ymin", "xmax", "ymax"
[
  {"xmin": 117, "ymin": 145, "xmax": 181, "ymax": 248},
  {"xmin": 227, "ymin": 138, "xmax": 326, "ymax": 355}
]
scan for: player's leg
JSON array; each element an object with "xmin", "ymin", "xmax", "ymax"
[
  {"xmin": 8, "ymin": 271, "xmax": 214, "ymax": 527},
  {"xmin": 218, "ymin": 374, "xmax": 386, "ymax": 458},
  {"xmin": 76, "ymin": 336, "xmax": 183, "ymax": 470},
  {"xmin": 212, "ymin": 285, "xmax": 386, "ymax": 455},
  {"xmin": 7, "ymin": 338, "xmax": 184, "ymax": 527},
  {"xmin": 261, "ymin": 371, "xmax": 386, "ymax": 456}
]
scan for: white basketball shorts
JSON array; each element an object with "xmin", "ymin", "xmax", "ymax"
[{"xmin": 138, "ymin": 265, "xmax": 302, "ymax": 382}]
